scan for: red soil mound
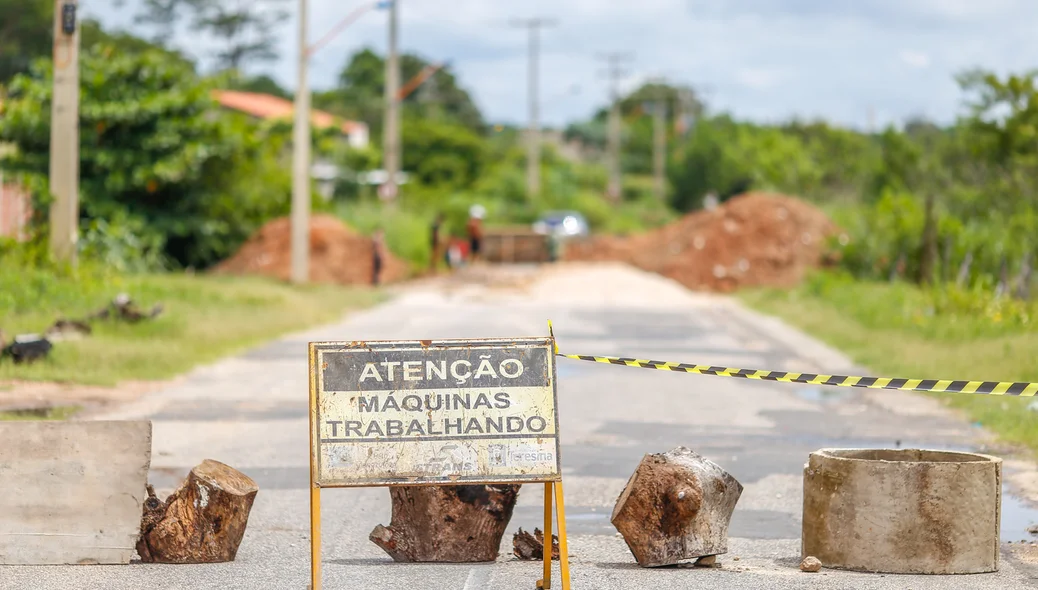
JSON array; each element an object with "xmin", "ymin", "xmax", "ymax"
[
  {"xmin": 565, "ymin": 192, "xmax": 837, "ymax": 292},
  {"xmin": 213, "ymin": 215, "xmax": 408, "ymax": 285}
]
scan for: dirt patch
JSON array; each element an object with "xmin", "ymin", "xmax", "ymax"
[
  {"xmin": 213, "ymin": 215, "xmax": 409, "ymax": 285},
  {"xmin": 0, "ymin": 379, "xmax": 172, "ymax": 414},
  {"xmin": 565, "ymin": 192, "xmax": 838, "ymax": 292}
]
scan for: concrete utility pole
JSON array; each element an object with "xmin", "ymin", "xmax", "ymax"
[
  {"xmin": 48, "ymin": 0, "xmax": 80, "ymax": 264},
  {"xmin": 290, "ymin": 0, "xmax": 311, "ymax": 284},
  {"xmin": 653, "ymin": 95, "xmax": 667, "ymax": 202},
  {"xmin": 290, "ymin": 1, "xmax": 385, "ymax": 284},
  {"xmin": 381, "ymin": 0, "xmax": 400, "ymax": 201},
  {"xmin": 597, "ymin": 53, "xmax": 631, "ymax": 202},
  {"xmin": 511, "ymin": 17, "xmax": 556, "ymax": 200}
]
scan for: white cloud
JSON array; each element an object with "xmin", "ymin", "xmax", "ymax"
[
  {"xmin": 81, "ymin": 0, "xmax": 1038, "ymax": 129},
  {"xmin": 900, "ymin": 50, "xmax": 931, "ymax": 68},
  {"xmin": 735, "ymin": 68, "xmax": 786, "ymax": 90}
]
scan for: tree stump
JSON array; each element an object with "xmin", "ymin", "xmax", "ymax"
[
  {"xmin": 611, "ymin": 447, "xmax": 743, "ymax": 567},
  {"xmin": 513, "ymin": 527, "xmax": 559, "ymax": 560},
  {"xmin": 369, "ymin": 484, "xmax": 520, "ymax": 562},
  {"xmin": 136, "ymin": 459, "xmax": 258, "ymax": 563}
]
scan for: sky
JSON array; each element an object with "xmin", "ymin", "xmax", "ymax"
[{"xmin": 85, "ymin": 0, "xmax": 1038, "ymax": 130}]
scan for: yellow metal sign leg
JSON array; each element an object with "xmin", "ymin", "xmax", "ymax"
[
  {"xmin": 310, "ymin": 485, "xmax": 321, "ymax": 590},
  {"xmin": 554, "ymin": 480, "xmax": 571, "ymax": 590},
  {"xmin": 538, "ymin": 481, "xmax": 554, "ymax": 589}
]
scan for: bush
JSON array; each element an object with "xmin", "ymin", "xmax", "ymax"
[
  {"xmin": 0, "ymin": 45, "xmax": 291, "ymax": 269},
  {"xmin": 799, "ymin": 271, "xmax": 1036, "ymax": 340}
]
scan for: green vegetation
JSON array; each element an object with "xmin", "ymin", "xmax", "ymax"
[
  {"xmin": 313, "ymin": 49, "xmax": 676, "ymax": 269},
  {"xmin": 742, "ymin": 273, "xmax": 1038, "ymax": 452},
  {"xmin": 0, "ymin": 44, "xmax": 297, "ymax": 270},
  {"xmin": 0, "ymin": 259, "xmax": 381, "ymax": 385},
  {"xmin": 3, "ymin": 3, "xmax": 1037, "ymax": 421},
  {"xmin": 0, "ymin": 407, "xmax": 80, "ymax": 421}
]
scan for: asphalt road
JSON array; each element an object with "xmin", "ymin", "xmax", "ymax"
[{"xmin": 6, "ymin": 263, "xmax": 1038, "ymax": 590}]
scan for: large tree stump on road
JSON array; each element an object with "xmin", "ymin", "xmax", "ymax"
[
  {"xmin": 611, "ymin": 447, "xmax": 743, "ymax": 567},
  {"xmin": 369, "ymin": 484, "xmax": 520, "ymax": 562},
  {"xmin": 136, "ymin": 459, "xmax": 258, "ymax": 563}
]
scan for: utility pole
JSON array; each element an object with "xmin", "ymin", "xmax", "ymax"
[
  {"xmin": 652, "ymin": 93, "xmax": 667, "ymax": 202},
  {"xmin": 48, "ymin": 0, "xmax": 80, "ymax": 264},
  {"xmin": 291, "ymin": 1, "xmax": 386, "ymax": 284},
  {"xmin": 511, "ymin": 17, "xmax": 556, "ymax": 200},
  {"xmin": 381, "ymin": 0, "xmax": 400, "ymax": 202},
  {"xmin": 290, "ymin": 0, "xmax": 310, "ymax": 284},
  {"xmin": 597, "ymin": 52, "xmax": 631, "ymax": 202}
]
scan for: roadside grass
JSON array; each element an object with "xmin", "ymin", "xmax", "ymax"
[
  {"xmin": 0, "ymin": 406, "xmax": 80, "ymax": 421},
  {"xmin": 740, "ymin": 272, "xmax": 1038, "ymax": 453},
  {"xmin": 1, "ymin": 265, "xmax": 383, "ymax": 385}
]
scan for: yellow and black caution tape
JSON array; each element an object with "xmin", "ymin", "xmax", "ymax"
[{"xmin": 555, "ymin": 353, "xmax": 1038, "ymax": 397}]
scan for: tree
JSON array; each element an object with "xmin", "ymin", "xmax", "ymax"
[
  {"xmin": 0, "ymin": 0, "xmax": 52, "ymax": 83},
  {"xmin": 0, "ymin": 43, "xmax": 290, "ymax": 268},
  {"xmin": 781, "ymin": 120, "xmax": 880, "ymax": 202},
  {"xmin": 226, "ymin": 73, "xmax": 290, "ymax": 99},
  {"xmin": 80, "ymin": 19, "xmax": 194, "ymax": 68},
  {"xmin": 135, "ymin": 0, "xmax": 183, "ymax": 44},
  {"xmin": 314, "ymin": 48, "xmax": 485, "ymax": 137},
  {"xmin": 667, "ymin": 116, "xmax": 752, "ymax": 211},
  {"xmin": 958, "ymin": 69, "xmax": 1038, "ymax": 215},
  {"xmin": 401, "ymin": 116, "xmax": 486, "ymax": 188},
  {"xmin": 135, "ymin": 0, "xmax": 289, "ymax": 72}
]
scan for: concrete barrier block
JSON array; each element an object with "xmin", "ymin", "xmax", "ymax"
[{"xmin": 0, "ymin": 420, "xmax": 152, "ymax": 565}]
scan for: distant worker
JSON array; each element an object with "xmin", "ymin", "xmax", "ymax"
[
  {"xmin": 467, "ymin": 204, "xmax": 486, "ymax": 263},
  {"xmin": 371, "ymin": 228, "xmax": 386, "ymax": 286},
  {"xmin": 430, "ymin": 212, "xmax": 445, "ymax": 272}
]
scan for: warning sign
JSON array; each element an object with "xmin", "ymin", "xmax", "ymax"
[{"xmin": 309, "ymin": 338, "xmax": 561, "ymax": 487}]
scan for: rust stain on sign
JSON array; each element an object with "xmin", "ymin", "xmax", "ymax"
[{"xmin": 310, "ymin": 337, "xmax": 561, "ymax": 487}]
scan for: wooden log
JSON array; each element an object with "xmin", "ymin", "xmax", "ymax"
[
  {"xmin": 611, "ymin": 446, "xmax": 742, "ymax": 567},
  {"xmin": 369, "ymin": 484, "xmax": 520, "ymax": 562},
  {"xmin": 136, "ymin": 459, "xmax": 258, "ymax": 563},
  {"xmin": 512, "ymin": 527, "xmax": 559, "ymax": 560}
]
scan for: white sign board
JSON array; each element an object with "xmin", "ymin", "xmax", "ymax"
[{"xmin": 309, "ymin": 338, "xmax": 561, "ymax": 487}]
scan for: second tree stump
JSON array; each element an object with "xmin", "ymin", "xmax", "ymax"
[
  {"xmin": 611, "ymin": 447, "xmax": 742, "ymax": 567},
  {"xmin": 136, "ymin": 459, "xmax": 258, "ymax": 563},
  {"xmin": 370, "ymin": 484, "xmax": 520, "ymax": 562}
]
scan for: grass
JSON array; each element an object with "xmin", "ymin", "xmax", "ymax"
[
  {"xmin": 0, "ymin": 406, "xmax": 81, "ymax": 420},
  {"xmin": 1, "ymin": 265, "xmax": 383, "ymax": 385},
  {"xmin": 740, "ymin": 272, "xmax": 1038, "ymax": 453}
]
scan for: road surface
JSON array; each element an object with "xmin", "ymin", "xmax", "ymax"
[{"xmin": 7, "ymin": 263, "xmax": 1038, "ymax": 589}]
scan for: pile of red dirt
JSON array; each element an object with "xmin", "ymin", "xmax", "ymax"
[
  {"xmin": 565, "ymin": 192, "xmax": 838, "ymax": 293},
  {"xmin": 213, "ymin": 215, "xmax": 408, "ymax": 285}
]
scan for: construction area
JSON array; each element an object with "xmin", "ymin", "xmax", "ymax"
[
  {"xmin": 5, "ymin": 260, "xmax": 1038, "ymax": 589},
  {"xmin": 212, "ymin": 192, "xmax": 839, "ymax": 293}
]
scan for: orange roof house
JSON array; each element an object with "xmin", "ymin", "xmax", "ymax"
[{"xmin": 212, "ymin": 90, "xmax": 369, "ymax": 149}]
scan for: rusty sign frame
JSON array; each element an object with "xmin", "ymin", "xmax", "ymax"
[{"xmin": 308, "ymin": 332, "xmax": 571, "ymax": 590}]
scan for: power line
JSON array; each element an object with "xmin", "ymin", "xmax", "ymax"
[{"xmin": 510, "ymin": 17, "xmax": 557, "ymax": 200}]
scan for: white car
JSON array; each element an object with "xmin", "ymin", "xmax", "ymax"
[{"xmin": 532, "ymin": 211, "xmax": 589, "ymax": 238}]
